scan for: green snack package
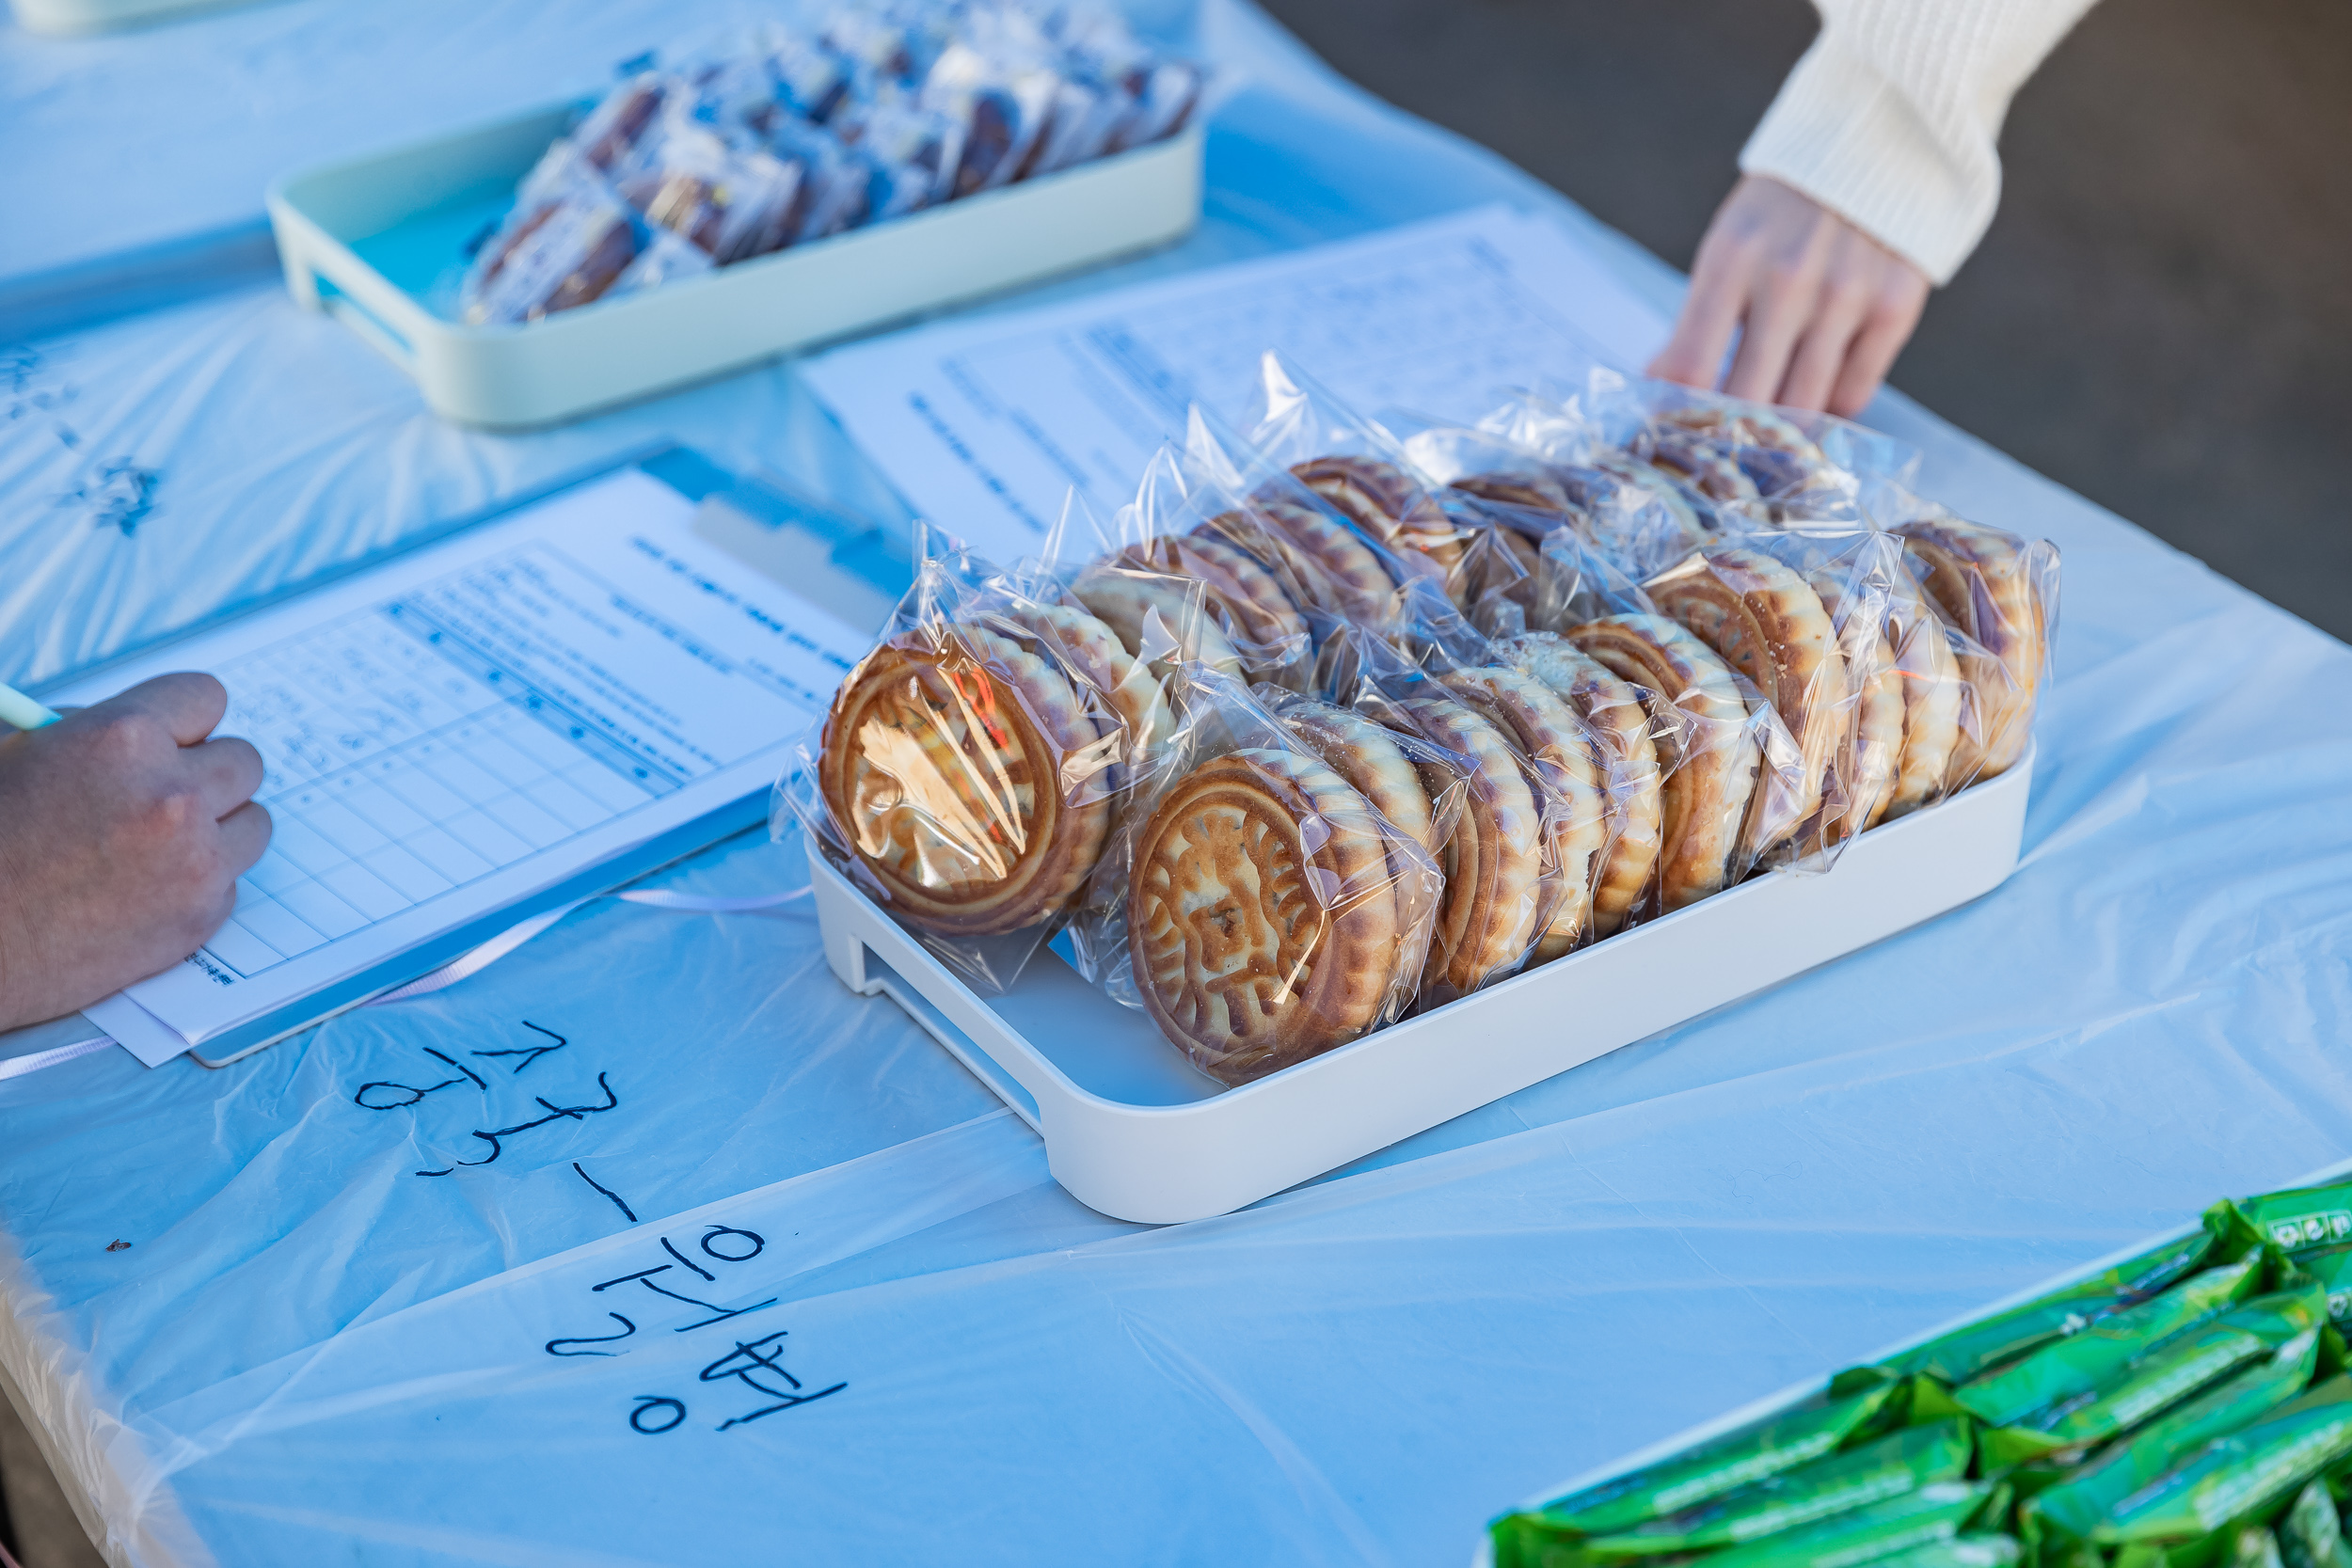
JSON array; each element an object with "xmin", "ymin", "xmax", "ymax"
[
  {"xmin": 1982, "ymin": 1287, "xmax": 2325, "ymax": 1466},
  {"xmin": 2231, "ymin": 1185, "xmax": 2352, "ymax": 1259},
  {"xmin": 2090, "ymin": 1374, "xmax": 2352, "ymax": 1544},
  {"xmin": 1870, "ymin": 1535, "xmax": 2024, "ymax": 1568},
  {"xmin": 2277, "ymin": 1480, "xmax": 2352, "ymax": 1568},
  {"xmin": 1503, "ymin": 1383, "xmax": 1908, "ymax": 1544},
  {"xmin": 2027, "ymin": 1330, "xmax": 2324, "ymax": 1544},
  {"xmin": 1957, "ymin": 1260, "xmax": 2265, "ymax": 1431},
  {"xmin": 1581, "ymin": 1420, "xmax": 1974, "ymax": 1560},
  {"xmin": 1856, "ymin": 1233, "xmax": 2223, "ymax": 1391},
  {"xmin": 2232, "ymin": 1527, "xmax": 2288, "ymax": 1568},
  {"xmin": 1693, "ymin": 1481, "xmax": 1994, "ymax": 1568},
  {"xmin": 2294, "ymin": 1248, "xmax": 2352, "ymax": 1330}
]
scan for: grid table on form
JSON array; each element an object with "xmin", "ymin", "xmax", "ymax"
[{"xmin": 203, "ymin": 578, "xmax": 668, "ymax": 979}]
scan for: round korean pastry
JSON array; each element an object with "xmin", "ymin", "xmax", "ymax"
[
  {"xmin": 1645, "ymin": 426, "xmax": 1763, "ymax": 510},
  {"xmin": 1892, "ymin": 516, "xmax": 2049, "ymax": 784},
  {"xmin": 1127, "ymin": 749, "xmax": 1405, "ymax": 1085},
  {"xmin": 1243, "ymin": 496, "xmax": 1399, "ymax": 626},
  {"xmin": 1883, "ymin": 579, "xmax": 1963, "ymax": 817},
  {"xmin": 819, "ymin": 623, "xmax": 1115, "ymax": 935},
  {"xmin": 1648, "ymin": 544, "xmax": 1848, "ymax": 830},
  {"xmin": 1565, "ymin": 614, "xmax": 1759, "ymax": 911},
  {"xmin": 1451, "ymin": 471, "xmax": 1575, "ymax": 519},
  {"xmin": 1118, "ymin": 536, "xmax": 1310, "ymax": 689},
  {"xmin": 1291, "ymin": 455, "xmax": 1464, "ymax": 576},
  {"xmin": 1393, "ymin": 695, "xmax": 1544, "ymax": 998},
  {"xmin": 1442, "ymin": 666, "xmax": 1609, "ymax": 962},
  {"xmin": 1279, "ymin": 699, "xmax": 1438, "ymax": 856},
  {"xmin": 1804, "ymin": 570, "xmax": 1903, "ymax": 843},
  {"xmin": 1501, "ymin": 637, "xmax": 1663, "ymax": 938},
  {"xmin": 1012, "ymin": 603, "xmax": 1175, "ymax": 772},
  {"xmin": 1071, "ymin": 566, "xmax": 1246, "ymax": 682}
]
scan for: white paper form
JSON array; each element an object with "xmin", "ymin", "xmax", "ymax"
[
  {"xmin": 63, "ymin": 467, "xmax": 868, "ymax": 1062},
  {"xmin": 799, "ymin": 204, "xmax": 1675, "ymax": 562}
]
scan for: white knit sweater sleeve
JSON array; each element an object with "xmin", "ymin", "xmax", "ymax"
[{"xmin": 1738, "ymin": 0, "xmax": 2102, "ymax": 286}]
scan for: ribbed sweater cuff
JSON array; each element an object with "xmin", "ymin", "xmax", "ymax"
[{"xmin": 1738, "ymin": 33, "xmax": 1994, "ymax": 286}]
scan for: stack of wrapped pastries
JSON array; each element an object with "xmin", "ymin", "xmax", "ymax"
[{"xmin": 803, "ymin": 372, "xmax": 2058, "ymax": 1087}]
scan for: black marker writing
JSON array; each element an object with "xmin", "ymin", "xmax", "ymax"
[
  {"xmin": 472, "ymin": 1021, "xmax": 567, "ymax": 1074},
  {"xmin": 547, "ymin": 1313, "xmax": 637, "ymax": 1356},
  {"xmin": 573, "ymin": 1162, "xmax": 637, "ymax": 1222}
]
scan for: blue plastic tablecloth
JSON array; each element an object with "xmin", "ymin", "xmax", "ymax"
[{"xmin": 4, "ymin": 3, "xmax": 2351, "ymax": 1565}]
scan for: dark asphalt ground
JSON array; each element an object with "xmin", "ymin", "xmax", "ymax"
[{"xmin": 1258, "ymin": 0, "xmax": 2352, "ymax": 643}]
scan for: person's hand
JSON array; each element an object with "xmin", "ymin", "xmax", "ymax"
[
  {"xmin": 1648, "ymin": 174, "xmax": 1932, "ymax": 420},
  {"xmin": 0, "ymin": 674, "xmax": 270, "ymax": 1033}
]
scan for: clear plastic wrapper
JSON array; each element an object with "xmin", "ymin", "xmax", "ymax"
[
  {"xmin": 573, "ymin": 70, "xmax": 675, "ymax": 172},
  {"xmin": 611, "ymin": 106, "xmax": 805, "ymax": 263},
  {"xmin": 1182, "ymin": 404, "xmax": 1422, "ymax": 641},
  {"xmin": 1563, "ymin": 612, "xmax": 1764, "ymax": 913},
  {"xmin": 1078, "ymin": 662, "xmax": 1445, "ymax": 1085},
  {"xmin": 1243, "ymin": 353, "xmax": 1486, "ymax": 602},
  {"xmin": 782, "ymin": 531, "xmax": 1136, "ymax": 991},
  {"xmin": 459, "ymin": 142, "xmax": 652, "ymax": 325},
  {"xmin": 764, "ymin": 24, "xmax": 856, "ymax": 123},
  {"xmin": 831, "ymin": 95, "xmax": 966, "ymax": 214},
  {"xmin": 920, "ymin": 37, "xmax": 1061, "ymax": 196},
  {"xmin": 1869, "ymin": 486, "xmax": 2061, "ymax": 790},
  {"xmin": 1631, "ymin": 380, "xmax": 1923, "ymax": 525},
  {"xmin": 1470, "ymin": 390, "xmax": 1715, "ymax": 579},
  {"xmin": 761, "ymin": 115, "xmax": 873, "ymax": 243}
]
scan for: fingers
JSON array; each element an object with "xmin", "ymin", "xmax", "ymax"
[
  {"xmin": 1720, "ymin": 242, "xmax": 1829, "ymax": 404},
  {"xmin": 1828, "ymin": 277, "xmax": 1930, "ymax": 419},
  {"xmin": 215, "ymin": 800, "xmax": 273, "ymax": 879},
  {"xmin": 1648, "ymin": 256, "xmax": 1748, "ymax": 389},
  {"xmin": 186, "ymin": 735, "xmax": 266, "ymax": 820},
  {"xmin": 109, "ymin": 673, "xmax": 229, "ymax": 746},
  {"xmin": 1776, "ymin": 279, "xmax": 1871, "ymax": 412}
]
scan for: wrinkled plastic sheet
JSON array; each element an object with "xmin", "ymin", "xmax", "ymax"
[{"xmin": 4, "ymin": 4, "xmax": 2352, "ymax": 1565}]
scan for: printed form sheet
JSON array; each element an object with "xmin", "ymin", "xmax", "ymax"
[
  {"xmin": 61, "ymin": 467, "xmax": 868, "ymax": 1062},
  {"xmin": 801, "ymin": 204, "xmax": 1676, "ymax": 561}
]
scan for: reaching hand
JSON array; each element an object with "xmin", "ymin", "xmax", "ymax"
[
  {"xmin": 0, "ymin": 673, "xmax": 270, "ymax": 1033},
  {"xmin": 1648, "ymin": 174, "xmax": 1932, "ymax": 420}
]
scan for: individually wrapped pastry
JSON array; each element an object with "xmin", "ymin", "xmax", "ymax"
[
  {"xmin": 831, "ymin": 95, "xmax": 966, "ymax": 213},
  {"xmin": 1869, "ymin": 488, "xmax": 2059, "ymax": 789},
  {"xmin": 1631, "ymin": 380, "xmax": 1922, "ymax": 524},
  {"xmin": 764, "ymin": 24, "xmax": 855, "ymax": 124},
  {"xmin": 573, "ymin": 71, "xmax": 674, "ymax": 172},
  {"xmin": 460, "ymin": 142, "xmax": 650, "ymax": 325},
  {"xmin": 783, "ymin": 531, "xmax": 1136, "ymax": 990},
  {"xmin": 1242, "ymin": 354, "xmax": 1486, "ymax": 602},
  {"xmin": 611, "ymin": 107, "xmax": 804, "ymax": 263},
  {"xmin": 1472, "ymin": 390, "xmax": 1713, "ymax": 578},
  {"xmin": 1182, "ymin": 405, "xmax": 1420, "ymax": 641},
  {"xmin": 1084, "ymin": 662, "xmax": 1444, "ymax": 1085},
  {"xmin": 761, "ymin": 116, "xmax": 873, "ymax": 244},
  {"xmin": 921, "ymin": 38, "xmax": 1061, "ymax": 195}
]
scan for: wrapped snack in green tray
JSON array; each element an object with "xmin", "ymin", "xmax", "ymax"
[
  {"xmin": 1581, "ymin": 1419, "xmax": 1975, "ymax": 1559},
  {"xmin": 2086, "ymin": 1374, "xmax": 2352, "ymax": 1544},
  {"xmin": 2025, "ymin": 1330, "xmax": 2323, "ymax": 1543},
  {"xmin": 1877, "ymin": 1537, "xmax": 2026, "ymax": 1568},
  {"xmin": 2276, "ymin": 1480, "xmax": 2352, "ymax": 1568},
  {"xmin": 1979, "ymin": 1284, "xmax": 2326, "ymax": 1466},
  {"xmin": 1692, "ymin": 1480, "xmax": 2001, "ymax": 1568},
  {"xmin": 1503, "ymin": 1382, "xmax": 1908, "ymax": 1540},
  {"xmin": 1842, "ymin": 1232, "xmax": 2226, "ymax": 1393},
  {"xmin": 2225, "ymin": 1185, "xmax": 2352, "ymax": 1259},
  {"xmin": 2232, "ymin": 1527, "xmax": 2288, "ymax": 1568},
  {"xmin": 1955, "ymin": 1259, "xmax": 2265, "ymax": 1431},
  {"xmin": 2290, "ymin": 1248, "xmax": 2352, "ymax": 1330}
]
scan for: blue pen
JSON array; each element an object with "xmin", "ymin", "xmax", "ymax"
[{"xmin": 0, "ymin": 682, "xmax": 62, "ymax": 731}]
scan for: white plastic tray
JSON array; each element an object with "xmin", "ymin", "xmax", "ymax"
[
  {"xmin": 265, "ymin": 104, "xmax": 1205, "ymax": 428},
  {"xmin": 815, "ymin": 745, "xmax": 2036, "ymax": 1226}
]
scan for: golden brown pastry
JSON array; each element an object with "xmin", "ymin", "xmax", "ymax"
[
  {"xmin": 1649, "ymin": 544, "xmax": 1848, "ymax": 832},
  {"xmin": 1502, "ymin": 637, "xmax": 1663, "ymax": 937},
  {"xmin": 1070, "ymin": 566, "xmax": 1246, "ymax": 682},
  {"xmin": 1279, "ymin": 699, "xmax": 1438, "ymax": 856},
  {"xmin": 1893, "ymin": 516, "xmax": 2049, "ymax": 784},
  {"xmin": 1804, "ymin": 570, "xmax": 1902, "ymax": 844},
  {"xmin": 819, "ymin": 624, "xmax": 1114, "ymax": 935},
  {"xmin": 1011, "ymin": 603, "xmax": 1175, "ymax": 773},
  {"xmin": 1291, "ymin": 455, "xmax": 1465, "ymax": 577},
  {"xmin": 1393, "ymin": 695, "xmax": 1543, "ymax": 997},
  {"xmin": 1565, "ymin": 614, "xmax": 1759, "ymax": 911},
  {"xmin": 1884, "ymin": 578, "xmax": 1963, "ymax": 816},
  {"xmin": 1127, "ymin": 749, "xmax": 1405, "ymax": 1085},
  {"xmin": 1442, "ymin": 666, "xmax": 1609, "ymax": 962},
  {"xmin": 1117, "ymin": 535, "xmax": 1310, "ymax": 689}
]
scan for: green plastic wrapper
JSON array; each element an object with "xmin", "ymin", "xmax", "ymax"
[
  {"xmin": 1981, "ymin": 1287, "xmax": 2325, "ymax": 1466},
  {"xmin": 2294, "ymin": 1249, "xmax": 2352, "ymax": 1331},
  {"xmin": 1581, "ymin": 1420, "xmax": 1976, "ymax": 1560},
  {"xmin": 1959, "ymin": 1261, "xmax": 2265, "ymax": 1432},
  {"xmin": 2090, "ymin": 1374, "xmax": 2352, "ymax": 1544},
  {"xmin": 1870, "ymin": 1535, "xmax": 2024, "ymax": 1568},
  {"xmin": 2277, "ymin": 1481, "xmax": 2352, "ymax": 1568},
  {"xmin": 1849, "ymin": 1233, "xmax": 2223, "ymax": 1392},
  {"xmin": 2027, "ymin": 1331, "xmax": 2325, "ymax": 1544},
  {"xmin": 2232, "ymin": 1527, "xmax": 2288, "ymax": 1568},
  {"xmin": 1692, "ymin": 1481, "xmax": 1997, "ymax": 1568},
  {"xmin": 2231, "ymin": 1186, "xmax": 2352, "ymax": 1259},
  {"xmin": 1505, "ymin": 1383, "xmax": 1907, "ymax": 1543}
]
